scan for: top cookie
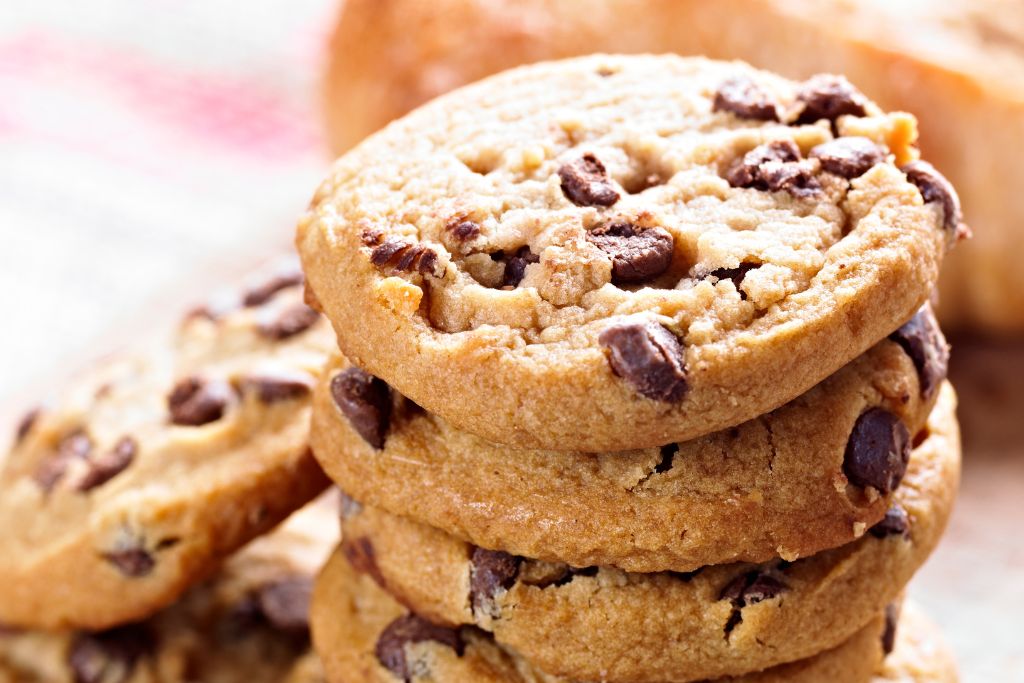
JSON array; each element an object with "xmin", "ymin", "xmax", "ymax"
[
  {"xmin": 0, "ymin": 259, "xmax": 333, "ymax": 630},
  {"xmin": 299, "ymin": 54, "xmax": 958, "ymax": 451}
]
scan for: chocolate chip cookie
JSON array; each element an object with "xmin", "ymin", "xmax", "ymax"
[
  {"xmin": 331, "ymin": 390, "xmax": 957, "ymax": 683},
  {"xmin": 310, "ymin": 306, "xmax": 948, "ymax": 572},
  {"xmin": 311, "ymin": 547, "xmax": 941, "ymax": 683},
  {"xmin": 0, "ymin": 495, "xmax": 335, "ymax": 683},
  {"xmin": 0, "ymin": 261, "xmax": 332, "ymax": 629},
  {"xmin": 299, "ymin": 54, "xmax": 958, "ymax": 451}
]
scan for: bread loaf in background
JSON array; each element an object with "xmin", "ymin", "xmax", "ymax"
[{"xmin": 322, "ymin": 0, "xmax": 1024, "ymax": 334}]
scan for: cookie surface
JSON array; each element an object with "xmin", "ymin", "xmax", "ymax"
[
  {"xmin": 300, "ymin": 53, "xmax": 955, "ymax": 451},
  {"xmin": 311, "ymin": 307, "xmax": 947, "ymax": 572},
  {"xmin": 311, "ymin": 547, "xmax": 911, "ymax": 683},
  {"xmin": 871, "ymin": 603, "xmax": 959, "ymax": 683},
  {"xmin": 0, "ymin": 261, "xmax": 332, "ymax": 629},
  {"xmin": 333, "ymin": 388, "xmax": 957, "ymax": 683},
  {"xmin": 0, "ymin": 496, "xmax": 335, "ymax": 683}
]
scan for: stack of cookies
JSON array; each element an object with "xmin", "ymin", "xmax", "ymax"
[{"xmin": 299, "ymin": 55, "xmax": 964, "ymax": 682}]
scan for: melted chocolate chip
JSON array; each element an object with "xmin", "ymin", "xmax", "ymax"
[
  {"xmin": 598, "ymin": 321, "xmax": 688, "ymax": 402},
  {"xmin": 14, "ymin": 407, "xmax": 42, "ymax": 444},
  {"xmin": 719, "ymin": 570, "xmax": 789, "ymax": 606},
  {"xmin": 500, "ymin": 246, "xmax": 540, "ymax": 288},
  {"xmin": 370, "ymin": 239, "xmax": 443, "ymax": 278},
  {"xmin": 727, "ymin": 140, "xmax": 821, "ymax": 198},
  {"xmin": 76, "ymin": 436, "xmax": 137, "ymax": 492},
  {"xmin": 258, "ymin": 577, "xmax": 313, "ymax": 633},
  {"xmin": 587, "ymin": 222, "xmax": 674, "ymax": 283},
  {"xmin": 375, "ymin": 614, "xmax": 464, "ymax": 682},
  {"xmin": 257, "ymin": 302, "xmax": 320, "ymax": 340},
  {"xmin": 241, "ymin": 372, "xmax": 314, "ymax": 403},
  {"xmin": 882, "ymin": 603, "xmax": 901, "ymax": 656},
  {"xmin": 655, "ymin": 444, "xmax": 676, "ymax": 474},
  {"xmin": 103, "ymin": 547, "xmax": 156, "ymax": 578},
  {"xmin": 704, "ymin": 263, "xmax": 759, "ymax": 299},
  {"xmin": 713, "ymin": 76, "xmax": 780, "ymax": 121},
  {"xmin": 809, "ymin": 137, "xmax": 885, "ymax": 179},
  {"xmin": 168, "ymin": 377, "xmax": 233, "ymax": 427},
  {"xmin": 889, "ymin": 306, "xmax": 949, "ymax": 400},
  {"xmin": 470, "ymin": 548, "xmax": 521, "ymax": 617},
  {"xmin": 870, "ymin": 505, "xmax": 910, "ymax": 539},
  {"xmin": 69, "ymin": 626, "xmax": 154, "ymax": 683},
  {"xmin": 447, "ymin": 219, "xmax": 481, "ymax": 241},
  {"xmin": 794, "ymin": 74, "xmax": 869, "ymax": 125},
  {"xmin": 901, "ymin": 160, "xmax": 964, "ymax": 235},
  {"xmin": 33, "ymin": 431, "xmax": 93, "ymax": 493},
  {"xmin": 242, "ymin": 266, "xmax": 304, "ymax": 308},
  {"xmin": 843, "ymin": 408, "xmax": 911, "ymax": 493},
  {"xmin": 330, "ymin": 368, "xmax": 392, "ymax": 449},
  {"xmin": 343, "ymin": 536, "xmax": 387, "ymax": 589},
  {"xmin": 558, "ymin": 154, "xmax": 620, "ymax": 207}
]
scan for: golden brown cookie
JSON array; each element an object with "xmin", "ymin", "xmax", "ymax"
[
  {"xmin": 311, "ymin": 308, "xmax": 949, "ymax": 572},
  {"xmin": 331, "ymin": 392, "xmax": 958, "ymax": 683},
  {"xmin": 872, "ymin": 603, "xmax": 959, "ymax": 683},
  {"xmin": 301, "ymin": 53, "xmax": 957, "ymax": 451},
  {"xmin": 0, "ymin": 261, "xmax": 332, "ymax": 630},
  {"xmin": 0, "ymin": 496, "xmax": 335, "ymax": 683}
]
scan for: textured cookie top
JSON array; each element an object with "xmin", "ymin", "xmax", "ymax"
[
  {"xmin": 300, "ymin": 54, "xmax": 958, "ymax": 450},
  {"xmin": 0, "ymin": 260, "xmax": 332, "ymax": 630},
  {"xmin": 0, "ymin": 497, "xmax": 335, "ymax": 683}
]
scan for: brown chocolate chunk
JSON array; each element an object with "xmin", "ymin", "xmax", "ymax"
[
  {"xmin": 794, "ymin": 74, "xmax": 869, "ymax": 125},
  {"xmin": 901, "ymin": 160, "xmax": 964, "ymax": 234},
  {"xmin": 258, "ymin": 577, "xmax": 313, "ymax": 633},
  {"xmin": 241, "ymin": 372, "xmax": 314, "ymax": 403},
  {"xmin": 843, "ymin": 408, "xmax": 911, "ymax": 493},
  {"xmin": 103, "ymin": 547, "xmax": 156, "ymax": 578},
  {"xmin": 257, "ymin": 302, "xmax": 320, "ymax": 340},
  {"xmin": 587, "ymin": 222, "xmax": 674, "ymax": 283},
  {"xmin": 447, "ymin": 219, "xmax": 481, "ymax": 241},
  {"xmin": 809, "ymin": 136, "xmax": 885, "ymax": 179},
  {"xmin": 598, "ymin": 321, "xmax": 688, "ymax": 402},
  {"xmin": 703, "ymin": 263, "xmax": 759, "ymax": 299},
  {"xmin": 69, "ymin": 626, "xmax": 154, "ymax": 683},
  {"xmin": 870, "ymin": 505, "xmax": 911, "ymax": 539},
  {"xmin": 500, "ymin": 246, "xmax": 540, "ymax": 288},
  {"xmin": 370, "ymin": 239, "xmax": 443, "ymax": 278},
  {"xmin": 242, "ymin": 264, "xmax": 304, "ymax": 307},
  {"xmin": 343, "ymin": 536, "xmax": 387, "ymax": 589},
  {"xmin": 719, "ymin": 570, "xmax": 789, "ymax": 606},
  {"xmin": 168, "ymin": 377, "xmax": 233, "ymax": 427},
  {"xmin": 726, "ymin": 140, "xmax": 821, "ymax": 198},
  {"xmin": 33, "ymin": 430, "xmax": 93, "ymax": 493},
  {"xmin": 713, "ymin": 76, "xmax": 780, "ymax": 121},
  {"xmin": 375, "ymin": 614, "xmax": 463, "ymax": 682},
  {"xmin": 76, "ymin": 436, "xmax": 137, "ymax": 492},
  {"xmin": 558, "ymin": 153, "xmax": 620, "ymax": 207},
  {"xmin": 889, "ymin": 306, "xmax": 949, "ymax": 400},
  {"xmin": 14, "ymin": 407, "xmax": 42, "ymax": 444},
  {"xmin": 470, "ymin": 548, "xmax": 521, "ymax": 617},
  {"xmin": 330, "ymin": 368, "xmax": 392, "ymax": 449},
  {"xmin": 882, "ymin": 603, "xmax": 901, "ymax": 656}
]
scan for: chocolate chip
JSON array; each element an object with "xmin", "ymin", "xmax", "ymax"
[
  {"xmin": 33, "ymin": 430, "xmax": 93, "ymax": 493},
  {"xmin": 809, "ymin": 137, "xmax": 885, "ymax": 179},
  {"xmin": 870, "ymin": 505, "xmax": 910, "ymax": 539},
  {"xmin": 889, "ymin": 306, "xmax": 949, "ymax": 400},
  {"xmin": 361, "ymin": 227, "xmax": 385, "ymax": 246},
  {"xmin": 257, "ymin": 302, "xmax": 320, "ymax": 340},
  {"xmin": 726, "ymin": 140, "xmax": 821, "ymax": 198},
  {"xmin": 558, "ymin": 153, "xmax": 620, "ymax": 207},
  {"xmin": 168, "ymin": 377, "xmax": 234, "ymax": 427},
  {"xmin": 14, "ymin": 407, "xmax": 42, "ymax": 444},
  {"xmin": 500, "ymin": 246, "xmax": 540, "ymax": 288},
  {"xmin": 343, "ymin": 536, "xmax": 387, "ymax": 589},
  {"xmin": 719, "ymin": 570, "xmax": 789, "ymax": 606},
  {"xmin": 103, "ymin": 548, "xmax": 156, "ymax": 578},
  {"xmin": 330, "ymin": 368, "xmax": 392, "ymax": 449},
  {"xmin": 843, "ymin": 408, "xmax": 911, "ymax": 493},
  {"xmin": 703, "ymin": 263, "xmax": 759, "ymax": 299},
  {"xmin": 901, "ymin": 160, "xmax": 963, "ymax": 234},
  {"xmin": 375, "ymin": 614, "xmax": 463, "ymax": 682},
  {"xmin": 258, "ymin": 577, "xmax": 313, "ymax": 633},
  {"xmin": 882, "ymin": 603, "xmax": 901, "ymax": 656},
  {"xmin": 76, "ymin": 436, "xmax": 137, "ymax": 492},
  {"xmin": 242, "ymin": 265, "xmax": 304, "ymax": 308},
  {"xmin": 655, "ymin": 444, "xmax": 676, "ymax": 474},
  {"xmin": 713, "ymin": 76, "xmax": 780, "ymax": 121},
  {"xmin": 587, "ymin": 222, "xmax": 674, "ymax": 283},
  {"xmin": 447, "ymin": 219, "xmax": 481, "ymax": 241},
  {"xmin": 370, "ymin": 239, "xmax": 443, "ymax": 278},
  {"xmin": 69, "ymin": 626, "xmax": 154, "ymax": 683},
  {"xmin": 794, "ymin": 74, "xmax": 868, "ymax": 125},
  {"xmin": 241, "ymin": 372, "xmax": 313, "ymax": 403},
  {"xmin": 598, "ymin": 321, "xmax": 688, "ymax": 402},
  {"xmin": 470, "ymin": 548, "xmax": 521, "ymax": 617}
]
